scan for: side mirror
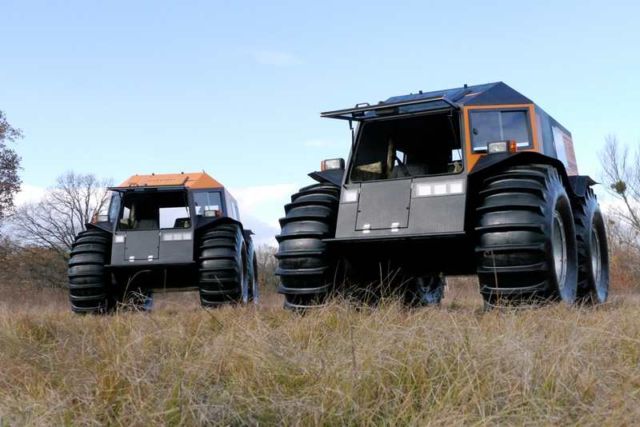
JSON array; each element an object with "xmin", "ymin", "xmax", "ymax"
[
  {"xmin": 321, "ymin": 158, "xmax": 345, "ymax": 171},
  {"xmin": 95, "ymin": 214, "xmax": 109, "ymax": 223}
]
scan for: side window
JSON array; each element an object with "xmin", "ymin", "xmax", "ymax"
[
  {"xmin": 119, "ymin": 207, "xmax": 132, "ymax": 229},
  {"xmin": 107, "ymin": 192, "xmax": 121, "ymax": 223},
  {"xmin": 193, "ymin": 191, "xmax": 222, "ymax": 217},
  {"xmin": 226, "ymin": 199, "xmax": 239, "ymax": 220},
  {"xmin": 470, "ymin": 110, "xmax": 531, "ymax": 152},
  {"xmin": 233, "ymin": 201, "xmax": 240, "ymax": 221}
]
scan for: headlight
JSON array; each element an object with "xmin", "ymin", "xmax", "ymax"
[
  {"xmin": 488, "ymin": 141, "xmax": 508, "ymax": 153},
  {"xmin": 488, "ymin": 140, "xmax": 518, "ymax": 154},
  {"xmin": 321, "ymin": 158, "xmax": 345, "ymax": 171},
  {"xmin": 114, "ymin": 235, "xmax": 125, "ymax": 243},
  {"xmin": 413, "ymin": 180, "xmax": 465, "ymax": 197},
  {"xmin": 161, "ymin": 231, "xmax": 192, "ymax": 241},
  {"xmin": 342, "ymin": 188, "xmax": 359, "ymax": 203}
]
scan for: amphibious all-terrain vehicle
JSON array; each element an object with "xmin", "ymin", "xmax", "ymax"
[
  {"xmin": 276, "ymin": 82, "xmax": 609, "ymax": 308},
  {"xmin": 68, "ymin": 172, "xmax": 258, "ymax": 313}
]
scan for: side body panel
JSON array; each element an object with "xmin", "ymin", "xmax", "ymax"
[{"xmin": 534, "ymin": 106, "xmax": 578, "ymax": 175}]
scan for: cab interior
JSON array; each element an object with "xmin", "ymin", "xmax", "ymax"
[
  {"xmin": 117, "ymin": 191, "xmax": 191, "ymax": 230},
  {"xmin": 349, "ymin": 112, "xmax": 463, "ymax": 182}
]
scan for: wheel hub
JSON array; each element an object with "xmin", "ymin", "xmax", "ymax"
[
  {"xmin": 591, "ymin": 228, "xmax": 604, "ymax": 299},
  {"xmin": 552, "ymin": 211, "xmax": 568, "ymax": 292}
]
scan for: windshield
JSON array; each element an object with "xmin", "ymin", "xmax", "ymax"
[
  {"xmin": 118, "ymin": 191, "xmax": 190, "ymax": 230},
  {"xmin": 349, "ymin": 112, "xmax": 462, "ymax": 182}
]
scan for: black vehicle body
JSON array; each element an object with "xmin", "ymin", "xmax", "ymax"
[
  {"xmin": 68, "ymin": 172, "xmax": 258, "ymax": 313},
  {"xmin": 277, "ymin": 82, "xmax": 609, "ymax": 307}
]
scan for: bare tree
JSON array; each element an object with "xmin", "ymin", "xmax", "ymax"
[
  {"xmin": 256, "ymin": 244, "xmax": 279, "ymax": 290},
  {"xmin": 0, "ymin": 110, "xmax": 22, "ymax": 221},
  {"xmin": 12, "ymin": 172, "xmax": 112, "ymax": 258},
  {"xmin": 599, "ymin": 136, "xmax": 640, "ymax": 292},
  {"xmin": 600, "ymin": 136, "xmax": 640, "ymax": 238}
]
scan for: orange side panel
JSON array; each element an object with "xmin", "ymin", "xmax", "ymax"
[
  {"xmin": 463, "ymin": 104, "xmax": 540, "ymax": 172},
  {"xmin": 118, "ymin": 172, "xmax": 224, "ymax": 189}
]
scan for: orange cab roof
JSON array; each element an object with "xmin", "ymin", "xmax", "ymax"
[{"xmin": 117, "ymin": 172, "xmax": 224, "ymax": 189}]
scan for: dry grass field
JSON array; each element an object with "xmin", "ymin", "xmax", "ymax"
[{"xmin": 0, "ymin": 279, "xmax": 639, "ymax": 426}]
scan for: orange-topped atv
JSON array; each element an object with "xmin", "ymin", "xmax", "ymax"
[{"xmin": 67, "ymin": 172, "xmax": 258, "ymax": 313}]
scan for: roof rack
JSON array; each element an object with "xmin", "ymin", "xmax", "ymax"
[{"xmin": 321, "ymin": 95, "xmax": 459, "ymax": 121}]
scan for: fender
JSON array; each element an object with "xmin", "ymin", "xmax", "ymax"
[
  {"xmin": 468, "ymin": 151, "xmax": 595, "ymax": 199},
  {"xmin": 308, "ymin": 169, "xmax": 344, "ymax": 187},
  {"xmin": 243, "ymin": 229, "xmax": 257, "ymax": 284},
  {"xmin": 86, "ymin": 222, "xmax": 113, "ymax": 234},
  {"xmin": 194, "ymin": 214, "xmax": 247, "ymax": 250},
  {"xmin": 465, "ymin": 151, "xmax": 595, "ymax": 232},
  {"xmin": 242, "ymin": 229, "xmax": 255, "ymax": 262},
  {"xmin": 194, "ymin": 214, "xmax": 245, "ymax": 232},
  {"xmin": 197, "ymin": 216, "xmax": 254, "ymax": 249}
]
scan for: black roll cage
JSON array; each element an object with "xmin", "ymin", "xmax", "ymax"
[{"xmin": 321, "ymin": 94, "xmax": 462, "ymax": 122}]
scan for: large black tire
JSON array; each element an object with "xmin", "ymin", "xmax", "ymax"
[
  {"xmin": 243, "ymin": 232, "xmax": 259, "ymax": 304},
  {"xmin": 475, "ymin": 164, "xmax": 578, "ymax": 306},
  {"xmin": 276, "ymin": 182, "xmax": 340, "ymax": 309},
  {"xmin": 198, "ymin": 222, "xmax": 248, "ymax": 307},
  {"xmin": 573, "ymin": 189, "xmax": 609, "ymax": 304},
  {"xmin": 249, "ymin": 253, "xmax": 259, "ymax": 304},
  {"xmin": 68, "ymin": 228, "xmax": 112, "ymax": 314}
]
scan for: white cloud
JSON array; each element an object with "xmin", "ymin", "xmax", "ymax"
[
  {"xmin": 230, "ymin": 183, "xmax": 298, "ymax": 246},
  {"xmin": 240, "ymin": 214, "xmax": 280, "ymax": 247},
  {"xmin": 230, "ymin": 183, "xmax": 297, "ymax": 213},
  {"xmin": 15, "ymin": 184, "xmax": 46, "ymax": 206},
  {"xmin": 252, "ymin": 50, "xmax": 301, "ymax": 66}
]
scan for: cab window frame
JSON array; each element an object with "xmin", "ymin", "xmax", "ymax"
[
  {"xmin": 116, "ymin": 190, "xmax": 191, "ymax": 231},
  {"xmin": 191, "ymin": 190, "xmax": 225, "ymax": 218},
  {"xmin": 346, "ymin": 109, "xmax": 466, "ymax": 184},
  {"xmin": 469, "ymin": 108, "xmax": 533, "ymax": 153}
]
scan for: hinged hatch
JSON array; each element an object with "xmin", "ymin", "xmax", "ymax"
[{"xmin": 356, "ymin": 180, "xmax": 411, "ymax": 231}]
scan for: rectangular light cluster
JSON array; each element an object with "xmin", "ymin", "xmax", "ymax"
[
  {"xmin": 161, "ymin": 231, "xmax": 192, "ymax": 241},
  {"xmin": 342, "ymin": 188, "xmax": 359, "ymax": 203},
  {"xmin": 413, "ymin": 180, "xmax": 464, "ymax": 197},
  {"xmin": 114, "ymin": 235, "xmax": 125, "ymax": 243}
]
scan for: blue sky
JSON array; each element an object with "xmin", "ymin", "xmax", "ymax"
[{"xmin": 2, "ymin": 0, "xmax": 639, "ymax": 243}]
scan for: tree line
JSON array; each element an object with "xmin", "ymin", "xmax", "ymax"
[{"xmin": 0, "ymin": 110, "xmax": 639, "ymax": 291}]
